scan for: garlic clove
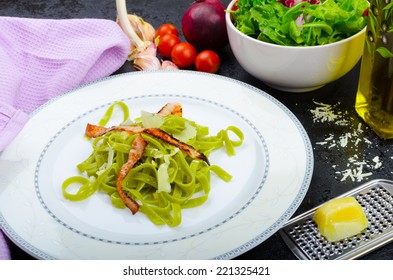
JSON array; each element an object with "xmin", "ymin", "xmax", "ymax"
[
  {"xmin": 160, "ymin": 60, "xmax": 179, "ymax": 70},
  {"xmin": 134, "ymin": 55, "xmax": 161, "ymax": 71},
  {"xmin": 137, "ymin": 17, "xmax": 155, "ymax": 42},
  {"xmin": 139, "ymin": 41, "xmax": 157, "ymax": 57}
]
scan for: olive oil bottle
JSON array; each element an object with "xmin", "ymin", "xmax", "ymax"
[{"xmin": 355, "ymin": 0, "xmax": 393, "ymax": 139}]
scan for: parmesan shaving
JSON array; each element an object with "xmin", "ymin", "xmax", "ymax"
[
  {"xmin": 310, "ymin": 101, "xmax": 350, "ymax": 126},
  {"xmin": 310, "ymin": 101, "xmax": 386, "ymax": 182}
]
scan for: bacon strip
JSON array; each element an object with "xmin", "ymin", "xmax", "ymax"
[
  {"xmin": 144, "ymin": 128, "xmax": 208, "ymax": 164},
  {"xmin": 157, "ymin": 102, "xmax": 182, "ymax": 117},
  {"xmin": 85, "ymin": 123, "xmax": 144, "ymax": 138},
  {"xmin": 116, "ymin": 134, "xmax": 147, "ymax": 214},
  {"xmin": 85, "ymin": 125, "xmax": 208, "ymax": 164}
]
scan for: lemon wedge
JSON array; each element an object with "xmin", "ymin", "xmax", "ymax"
[{"xmin": 313, "ymin": 196, "xmax": 368, "ymax": 242}]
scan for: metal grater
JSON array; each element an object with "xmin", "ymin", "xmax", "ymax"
[{"xmin": 279, "ymin": 179, "xmax": 393, "ymax": 260}]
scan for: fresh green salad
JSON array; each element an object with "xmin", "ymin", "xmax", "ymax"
[{"xmin": 231, "ymin": 0, "xmax": 369, "ymax": 46}]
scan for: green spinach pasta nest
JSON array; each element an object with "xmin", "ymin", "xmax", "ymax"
[{"xmin": 62, "ymin": 101, "xmax": 244, "ymax": 227}]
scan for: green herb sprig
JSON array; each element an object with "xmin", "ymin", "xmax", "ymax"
[{"xmin": 367, "ymin": 0, "xmax": 393, "ymax": 58}]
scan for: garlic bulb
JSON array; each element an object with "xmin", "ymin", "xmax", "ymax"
[
  {"xmin": 116, "ymin": 0, "xmax": 154, "ymax": 60},
  {"xmin": 115, "ymin": 0, "xmax": 178, "ymax": 71}
]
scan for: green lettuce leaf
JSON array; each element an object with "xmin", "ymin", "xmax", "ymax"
[{"xmin": 231, "ymin": 0, "xmax": 369, "ymax": 46}]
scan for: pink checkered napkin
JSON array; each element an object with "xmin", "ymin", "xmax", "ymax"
[
  {"xmin": 0, "ymin": 16, "xmax": 130, "ymax": 152},
  {"xmin": 0, "ymin": 16, "xmax": 130, "ymax": 259},
  {"xmin": 0, "ymin": 230, "xmax": 10, "ymax": 260}
]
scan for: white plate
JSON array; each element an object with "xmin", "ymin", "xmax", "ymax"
[{"xmin": 0, "ymin": 71, "xmax": 313, "ymax": 259}]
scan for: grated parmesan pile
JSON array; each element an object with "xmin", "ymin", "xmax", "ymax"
[{"xmin": 309, "ymin": 101, "xmax": 389, "ymax": 182}]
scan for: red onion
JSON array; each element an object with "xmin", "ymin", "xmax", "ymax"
[{"xmin": 181, "ymin": 0, "xmax": 229, "ymax": 51}]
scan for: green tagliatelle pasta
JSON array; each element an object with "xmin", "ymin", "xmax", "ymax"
[{"xmin": 62, "ymin": 101, "xmax": 244, "ymax": 227}]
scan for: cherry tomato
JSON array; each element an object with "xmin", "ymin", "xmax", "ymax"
[
  {"xmin": 171, "ymin": 42, "xmax": 197, "ymax": 68},
  {"xmin": 157, "ymin": 33, "xmax": 181, "ymax": 58},
  {"xmin": 195, "ymin": 50, "xmax": 221, "ymax": 73},
  {"xmin": 155, "ymin": 23, "xmax": 179, "ymax": 38}
]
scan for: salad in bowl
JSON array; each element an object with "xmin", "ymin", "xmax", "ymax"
[{"xmin": 225, "ymin": 0, "xmax": 369, "ymax": 92}]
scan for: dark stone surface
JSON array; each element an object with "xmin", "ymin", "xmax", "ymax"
[{"xmin": 1, "ymin": 0, "xmax": 392, "ymax": 260}]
